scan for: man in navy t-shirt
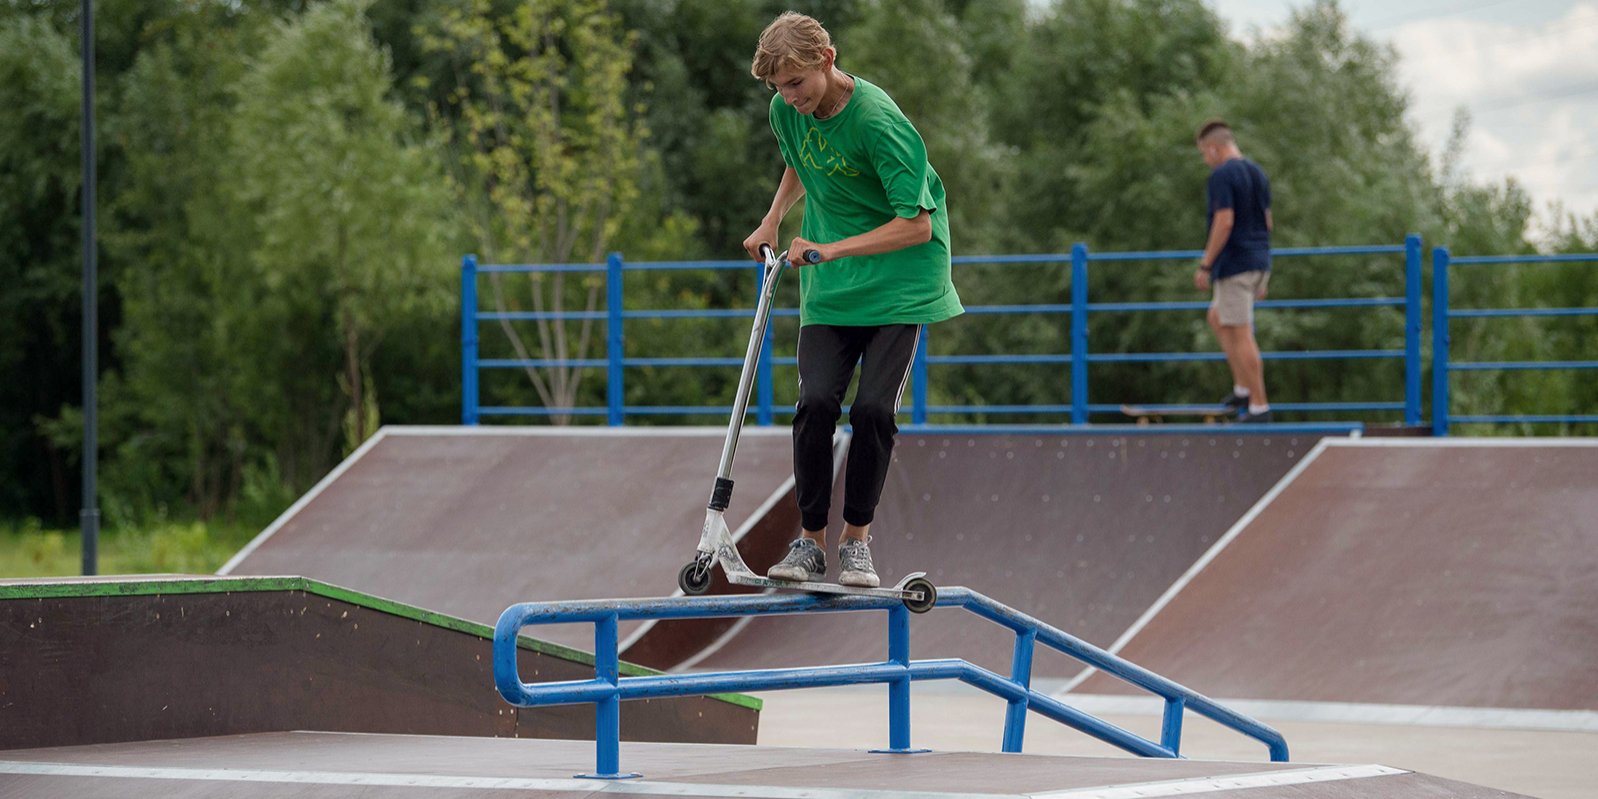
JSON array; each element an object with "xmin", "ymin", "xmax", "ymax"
[{"xmin": 1193, "ymin": 119, "xmax": 1272, "ymax": 423}]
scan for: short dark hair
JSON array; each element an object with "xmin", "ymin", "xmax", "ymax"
[{"xmin": 1196, "ymin": 118, "xmax": 1233, "ymax": 143}]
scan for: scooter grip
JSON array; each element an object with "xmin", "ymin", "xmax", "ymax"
[
  {"xmin": 757, "ymin": 243, "xmax": 775, "ymax": 261},
  {"xmin": 803, "ymin": 249, "xmax": 823, "ymax": 264}
]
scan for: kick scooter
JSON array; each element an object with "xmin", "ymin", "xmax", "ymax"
[{"xmin": 675, "ymin": 244, "xmax": 937, "ymax": 613}]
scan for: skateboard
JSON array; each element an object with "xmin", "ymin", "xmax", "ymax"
[
  {"xmin": 675, "ymin": 245, "xmax": 938, "ymax": 614},
  {"xmin": 1120, "ymin": 404, "xmax": 1237, "ymax": 425}
]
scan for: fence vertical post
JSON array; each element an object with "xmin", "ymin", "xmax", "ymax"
[
  {"xmin": 1001, "ymin": 628, "xmax": 1036, "ymax": 753},
  {"xmin": 1070, "ymin": 244, "xmax": 1089, "ymax": 424},
  {"xmin": 1404, "ymin": 234, "xmax": 1423, "ymax": 426},
  {"xmin": 757, "ymin": 263, "xmax": 775, "ymax": 426},
  {"xmin": 461, "ymin": 255, "xmax": 479, "ymax": 426},
  {"xmin": 606, "ymin": 253, "xmax": 625, "ymax": 426},
  {"xmin": 912, "ymin": 325, "xmax": 929, "ymax": 426},
  {"xmin": 1432, "ymin": 247, "xmax": 1451, "ymax": 436}
]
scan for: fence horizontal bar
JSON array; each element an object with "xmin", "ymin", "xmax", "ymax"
[
  {"xmin": 952, "ymin": 254, "xmax": 1073, "ymax": 265},
  {"xmin": 1090, "ymin": 349, "xmax": 1402, "ymax": 363},
  {"xmin": 1085, "ymin": 245, "xmax": 1404, "ymax": 263},
  {"xmin": 477, "ymin": 406, "xmax": 608, "ymax": 416},
  {"xmin": 478, "ymin": 263, "xmax": 605, "ymax": 273},
  {"xmin": 621, "ymin": 406, "xmax": 792, "ymax": 416},
  {"xmin": 624, "ymin": 260, "xmax": 757, "ymax": 271},
  {"xmin": 479, "ymin": 359, "xmax": 609, "ymax": 369},
  {"xmin": 1085, "ymin": 402, "xmax": 1404, "ymax": 413},
  {"xmin": 926, "ymin": 404, "xmax": 1074, "ymax": 414},
  {"xmin": 963, "ymin": 304, "xmax": 1072, "ymax": 315},
  {"xmin": 1089, "ymin": 298, "xmax": 1403, "ymax": 313},
  {"xmin": 1451, "ymin": 360, "xmax": 1598, "ymax": 371},
  {"xmin": 1450, "ymin": 253, "xmax": 1598, "ymax": 265},
  {"xmin": 623, "ymin": 357, "xmax": 745, "ymax": 367},
  {"xmin": 1450, "ymin": 307, "xmax": 1598, "ymax": 319},
  {"xmin": 475, "ymin": 245, "xmax": 1413, "ymax": 275},
  {"xmin": 625, "ymin": 308, "xmax": 753, "ymax": 319},
  {"xmin": 478, "ymin": 311, "xmax": 608, "ymax": 322},
  {"xmin": 1451, "ymin": 415, "xmax": 1598, "ymax": 424},
  {"xmin": 928, "ymin": 354, "xmax": 1073, "ymax": 365}
]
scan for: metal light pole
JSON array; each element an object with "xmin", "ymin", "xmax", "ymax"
[{"xmin": 80, "ymin": 0, "xmax": 99, "ymax": 575}]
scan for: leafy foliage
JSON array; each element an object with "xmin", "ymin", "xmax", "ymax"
[{"xmin": 1, "ymin": 0, "xmax": 1594, "ymax": 540}]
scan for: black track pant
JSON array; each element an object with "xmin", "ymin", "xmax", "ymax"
[{"xmin": 793, "ymin": 323, "xmax": 920, "ymax": 532}]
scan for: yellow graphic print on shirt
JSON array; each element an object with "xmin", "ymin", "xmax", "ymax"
[{"xmin": 798, "ymin": 127, "xmax": 860, "ymax": 178}]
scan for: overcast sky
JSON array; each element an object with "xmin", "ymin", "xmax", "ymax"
[{"xmin": 1209, "ymin": 0, "xmax": 1598, "ymax": 227}]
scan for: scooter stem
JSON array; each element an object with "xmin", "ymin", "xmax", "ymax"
[{"xmin": 713, "ymin": 246, "xmax": 786, "ymax": 493}]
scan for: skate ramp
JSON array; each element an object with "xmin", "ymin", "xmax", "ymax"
[
  {"xmin": 692, "ymin": 432, "xmax": 1329, "ymax": 677},
  {"xmin": 221, "ymin": 426, "xmax": 797, "ymax": 652},
  {"xmin": 1073, "ymin": 439, "xmax": 1598, "ymax": 709},
  {"xmin": 0, "ymin": 575, "xmax": 757, "ymax": 751}
]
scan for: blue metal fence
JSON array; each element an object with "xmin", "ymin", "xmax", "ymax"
[
  {"xmin": 494, "ymin": 589, "xmax": 1289, "ymax": 779},
  {"xmin": 1431, "ymin": 249, "xmax": 1598, "ymax": 435},
  {"xmin": 463, "ymin": 238, "xmax": 1423, "ymax": 430}
]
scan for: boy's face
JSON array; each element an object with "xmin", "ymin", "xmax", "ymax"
[{"xmin": 769, "ymin": 49, "xmax": 836, "ymax": 116}]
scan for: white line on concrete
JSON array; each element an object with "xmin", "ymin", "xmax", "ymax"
[
  {"xmin": 1030, "ymin": 764, "xmax": 1406, "ymax": 798},
  {"xmin": 0, "ymin": 760, "xmax": 1017, "ymax": 799},
  {"xmin": 1053, "ymin": 438, "xmax": 1335, "ymax": 695}
]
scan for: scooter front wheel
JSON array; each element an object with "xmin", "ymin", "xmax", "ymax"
[{"xmin": 678, "ymin": 560, "xmax": 714, "ymax": 595}]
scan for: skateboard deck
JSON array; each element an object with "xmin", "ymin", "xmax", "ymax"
[{"xmin": 1120, "ymin": 404, "xmax": 1235, "ymax": 425}]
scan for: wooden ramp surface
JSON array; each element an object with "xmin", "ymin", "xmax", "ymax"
[
  {"xmin": 1076, "ymin": 439, "xmax": 1598, "ymax": 709},
  {"xmin": 0, "ymin": 732, "xmax": 1530, "ymax": 798}
]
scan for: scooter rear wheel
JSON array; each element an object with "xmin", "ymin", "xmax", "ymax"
[{"xmin": 901, "ymin": 577, "xmax": 937, "ymax": 614}]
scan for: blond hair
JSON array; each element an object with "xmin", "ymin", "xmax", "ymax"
[{"xmin": 751, "ymin": 12, "xmax": 832, "ymax": 82}]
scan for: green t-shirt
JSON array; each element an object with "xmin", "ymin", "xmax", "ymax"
[{"xmin": 769, "ymin": 76, "xmax": 963, "ymax": 327}]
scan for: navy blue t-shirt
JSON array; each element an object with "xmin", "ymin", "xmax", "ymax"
[{"xmin": 1206, "ymin": 158, "xmax": 1272, "ymax": 279}]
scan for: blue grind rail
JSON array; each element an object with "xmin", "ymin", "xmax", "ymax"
[{"xmin": 494, "ymin": 589, "xmax": 1289, "ymax": 780}]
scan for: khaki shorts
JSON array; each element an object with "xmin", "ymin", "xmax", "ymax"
[{"xmin": 1211, "ymin": 270, "xmax": 1270, "ymax": 326}]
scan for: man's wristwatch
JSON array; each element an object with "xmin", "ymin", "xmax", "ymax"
[{"xmin": 1196, "ymin": 258, "xmax": 1212, "ymax": 272}]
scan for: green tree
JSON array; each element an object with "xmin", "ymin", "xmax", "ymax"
[
  {"xmin": 231, "ymin": 0, "xmax": 454, "ymax": 471},
  {"xmin": 424, "ymin": 0, "xmax": 645, "ymax": 421},
  {"xmin": 0, "ymin": 16, "xmax": 84, "ymax": 521},
  {"xmin": 102, "ymin": 4, "xmax": 266, "ymax": 518}
]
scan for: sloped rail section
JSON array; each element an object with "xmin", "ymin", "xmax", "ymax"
[{"xmin": 494, "ymin": 588, "xmax": 1288, "ymax": 779}]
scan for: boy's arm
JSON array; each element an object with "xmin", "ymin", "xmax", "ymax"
[{"xmin": 798, "ymin": 211, "xmax": 931, "ymax": 263}]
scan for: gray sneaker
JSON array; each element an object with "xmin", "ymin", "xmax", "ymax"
[
  {"xmin": 838, "ymin": 537, "xmax": 880, "ymax": 588},
  {"xmin": 767, "ymin": 538, "xmax": 826, "ymax": 582}
]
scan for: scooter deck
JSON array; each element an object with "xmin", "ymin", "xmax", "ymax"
[{"xmin": 726, "ymin": 570, "xmax": 930, "ymax": 603}]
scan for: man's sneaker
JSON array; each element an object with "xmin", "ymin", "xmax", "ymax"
[
  {"xmin": 1239, "ymin": 409, "xmax": 1273, "ymax": 424},
  {"xmin": 767, "ymin": 538, "xmax": 826, "ymax": 582},
  {"xmin": 1220, "ymin": 391, "xmax": 1249, "ymax": 412},
  {"xmin": 838, "ymin": 538, "xmax": 880, "ymax": 588}
]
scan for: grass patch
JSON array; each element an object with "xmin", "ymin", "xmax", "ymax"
[{"xmin": 0, "ymin": 517, "xmax": 261, "ymax": 578}]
